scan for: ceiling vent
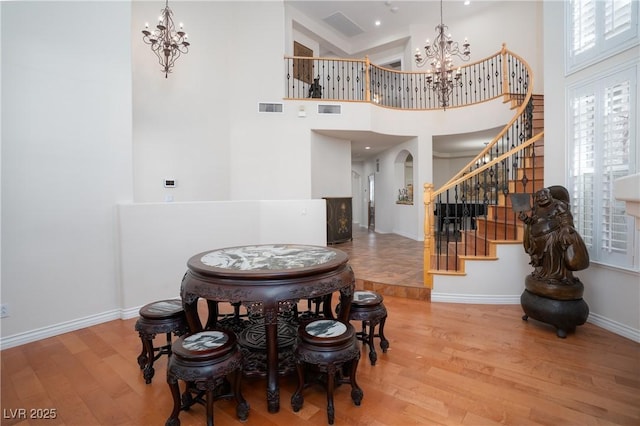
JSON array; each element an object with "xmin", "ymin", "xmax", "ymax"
[
  {"xmin": 318, "ymin": 105, "xmax": 341, "ymax": 114},
  {"xmin": 258, "ymin": 103, "xmax": 283, "ymax": 113},
  {"xmin": 323, "ymin": 12, "xmax": 364, "ymax": 37}
]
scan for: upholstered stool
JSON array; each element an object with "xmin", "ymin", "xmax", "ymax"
[
  {"xmin": 135, "ymin": 299, "xmax": 189, "ymax": 384},
  {"xmin": 349, "ymin": 290, "xmax": 389, "ymax": 365},
  {"xmin": 291, "ymin": 319, "xmax": 363, "ymax": 425},
  {"xmin": 165, "ymin": 329, "xmax": 249, "ymax": 426}
]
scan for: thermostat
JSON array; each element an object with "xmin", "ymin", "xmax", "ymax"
[{"xmin": 164, "ymin": 179, "xmax": 176, "ymax": 188}]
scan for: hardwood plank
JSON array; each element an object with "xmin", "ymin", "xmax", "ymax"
[{"xmin": 2, "ymin": 286, "xmax": 639, "ymax": 425}]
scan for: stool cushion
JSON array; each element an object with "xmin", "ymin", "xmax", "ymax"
[
  {"xmin": 352, "ymin": 290, "xmax": 383, "ymax": 306},
  {"xmin": 139, "ymin": 299, "xmax": 184, "ymax": 319},
  {"xmin": 305, "ymin": 320, "xmax": 347, "ymax": 338},
  {"xmin": 298, "ymin": 320, "xmax": 355, "ymax": 350},
  {"xmin": 173, "ymin": 330, "xmax": 237, "ymax": 362}
]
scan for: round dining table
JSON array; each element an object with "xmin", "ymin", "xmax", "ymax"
[{"xmin": 180, "ymin": 244, "xmax": 355, "ymax": 413}]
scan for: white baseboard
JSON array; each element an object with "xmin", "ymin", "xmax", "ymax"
[
  {"xmin": 121, "ymin": 306, "xmax": 142, "ymax": 320},
  {"xmin": 587, "ymin": 312, "xmax": 640, "ymax": 343},
  {"xmin": 432, "ymin": 293, "xmax": 640, "ymax": 343},
  {"xmin": 1, "ymin": 309, "xmax": 128, "ymax": 350},
  {"xmin": 431, "ymin": 293, "xmax": 521, "ymax": 304}
]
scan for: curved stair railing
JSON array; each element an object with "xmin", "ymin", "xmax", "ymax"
[
  {"xmin": 283, "ymin": 44, "xmax": 545, "ymax": 287},
  {"xmin": 423, "ymin": 48, "xmax": 544, "ymax": 286}
]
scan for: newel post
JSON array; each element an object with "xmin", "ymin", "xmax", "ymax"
[
  {"xmin": 423, "ymin": 183, "xmax": 434, "ymax": 288},
  {"xmin": 500, "ymin": 43, "xmax": 509, "ymax": 102},
  {"xmin": 365, "ymin": 56, "xmax": 371, "ymax": 103}
]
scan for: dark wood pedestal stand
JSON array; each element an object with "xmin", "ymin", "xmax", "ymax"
[{"xmin": 520, "ymin": 275, "xmax": 589, "ymax": 338}]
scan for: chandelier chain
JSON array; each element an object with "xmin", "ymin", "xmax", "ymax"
[{"xmin": 414, "ymin": 0, "xmax": 470, "ymax": 109}]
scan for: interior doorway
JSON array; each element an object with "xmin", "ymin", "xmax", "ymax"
[{"xmin": 368, "ymin": 174, "xmax": 375, "ymax": 230}]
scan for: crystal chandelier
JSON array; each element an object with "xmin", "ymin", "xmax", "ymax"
[
  {"xmin": 142, "ymin": 0, "xmax": 190, "ymax": 78},
  {"xmin": 414, "ymin": 0, "xmax": 470, "ymax": 109}
]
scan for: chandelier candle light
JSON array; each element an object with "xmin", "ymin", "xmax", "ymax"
[
  {"xmin": 414, "ymin": 0, "xmax": 470, "ymax": 109},
  {"xmin": 142, "ymin": 0, "xmax": 190, "ymax": 78}
]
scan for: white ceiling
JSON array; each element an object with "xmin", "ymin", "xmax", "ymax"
[
  {"xmin": 286, "ymin": 1, "xmax": 509, "ymax": 161},
  {"xmin": 286, "ymin": 0, "xmax": 495, "ymax": 57}
]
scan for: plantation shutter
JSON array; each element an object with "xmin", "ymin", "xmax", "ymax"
[
  {"xmin": 601, "ymin": 79, "xmax": 631, "ymax": 257},
  {"xmin": 571, "ymin": 0, "xmax": 596, "ymax": 55},
  {"xmin": 570, "ymin": 92, "xmax": 596, "ymax": 249},
  {"xmin": 604, "ymin": 0, "xmax": 633, "ymax": 41},
  {"xmin": 567, "ymin": 0, "xmax": 638, "ymax": 71},
  {"xmin": 569, "ymin": 70, "xmax": 636, "ymax": 268}
]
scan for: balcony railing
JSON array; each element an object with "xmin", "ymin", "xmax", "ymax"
[
  {"xmin": 284, "ymin": 44, "xmax": 525, "ymax": 110},
  {"xmin": 284, "ymin": 44, "xmax": 544, "ymax": 286}
]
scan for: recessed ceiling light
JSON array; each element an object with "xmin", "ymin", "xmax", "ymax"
[
  {"xmin": 375, "ymin": 20, "xmax": 381, "ymax": 26},
  {"xmin": 464, "ymin": 0, "xmax": 471, "ymax": 5},
  {"xmin": 365, "ymin": 146, "xmax": 371, "ymax": 150}
]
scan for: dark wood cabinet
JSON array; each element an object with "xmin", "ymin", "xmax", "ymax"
[{"xmin": 325, "ymin": 197, "xmax": 352, "ymax": 244}]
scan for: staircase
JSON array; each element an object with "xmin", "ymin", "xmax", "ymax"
[{"xmin": 427, "ymin": 94, "xmax": 545, "ymax": 277}]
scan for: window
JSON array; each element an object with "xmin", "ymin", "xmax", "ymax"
[
  {"xmin": 566, "ymin": 0, "xmax": 639, "ymax": 72},
  {"xmin": 568, "ymin": 67, "xmax": 637, "ymax": 269}
]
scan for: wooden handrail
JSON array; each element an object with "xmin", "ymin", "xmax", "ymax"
[
  {"xmin": 438, "ymin": 47, "xmax": 535, "ymax": 193},
  {"xmin": 435, "ymin": 132, "xmax": 544, "ymax": 198}
]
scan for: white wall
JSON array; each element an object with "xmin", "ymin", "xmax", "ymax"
[
  {"xmin": 433, "ymin": 155, "xmax": 476, "ymax": 189},
  {"xmin": 408, "ymin": 1, "xmax": 543, "ymax": 92},
  {"xmin": 433, "ymin": 244, "xmax": 531, "ymax": 304},
  {"xmin": 132, "ymin": 1, "xmax": 233, "ymax": 202},
  {"xmin": 311, "ymin": 132, "xmax": 352, "ymax": 198},
  {"xmin": 118, "ymin": 200, "xmax": 326, "ymax": 311},
  {"xmin": 1, "ymin": 2, "xmax": 133, "ymax": 337}
]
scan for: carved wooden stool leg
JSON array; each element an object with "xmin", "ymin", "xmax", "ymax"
[
  {"xmin": 349, "ymin": 356, "xmax": 363, "ymax": 405},
  {"xmin": 326, "ymin": 364, "xmax": 336, "ymax": 425},
  {"xmin": 231, "ymin": 369, "xmax": 250, "ymax": 421},
  {"xmin": 291, "ymin": 360, "xmax": 305, "ymax": 412},
  {"xmin": 205, "ymin": 389, "xmax": 215, "ymax": 426},
  {"xmin": 137, "ymin": 336, "xmax": 149, "ymax": 369},
  {"xmin": 365, "ymin": 320, "xmax": 378, "ymax": 365},
  {"xmin": 166, "ymin": 375, "xmax": 182, "ymax": 426},
  {"xmin": 139, "ymin": 333, "xmax": 156, "ymax": 383},
  {"xmin": 378, "ymin": 315, "xmax": 389, "ymax": 353}
]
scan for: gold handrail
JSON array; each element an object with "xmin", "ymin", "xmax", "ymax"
[{"xmin": 438, "ymin": 46, "xmax": 534, "ymax": 195}]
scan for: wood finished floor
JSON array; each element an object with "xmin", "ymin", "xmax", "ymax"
[
  {"xmin": 337, "ymin": 227, "xmax": 429, "ymax": 300},
  {"xmin": 2, "ymin": 297, "xmax": 639, "ymax": 425},
  {"xmin": 2, "ymin": 231, "xmax": 639, "ymax": 425}
]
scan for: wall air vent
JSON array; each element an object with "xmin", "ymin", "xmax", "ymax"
[
  {"xmin": 318, "ymin": 105, "xmax": 341, "ymax": 114},
  {"xmin": 258, "ymin": 103, "xmax": 283, "ymax": 113}
]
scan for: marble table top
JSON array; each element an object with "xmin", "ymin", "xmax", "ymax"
[{"xmin": 199, "ymin": 244, "xmax": 337, "ymax": 271}]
